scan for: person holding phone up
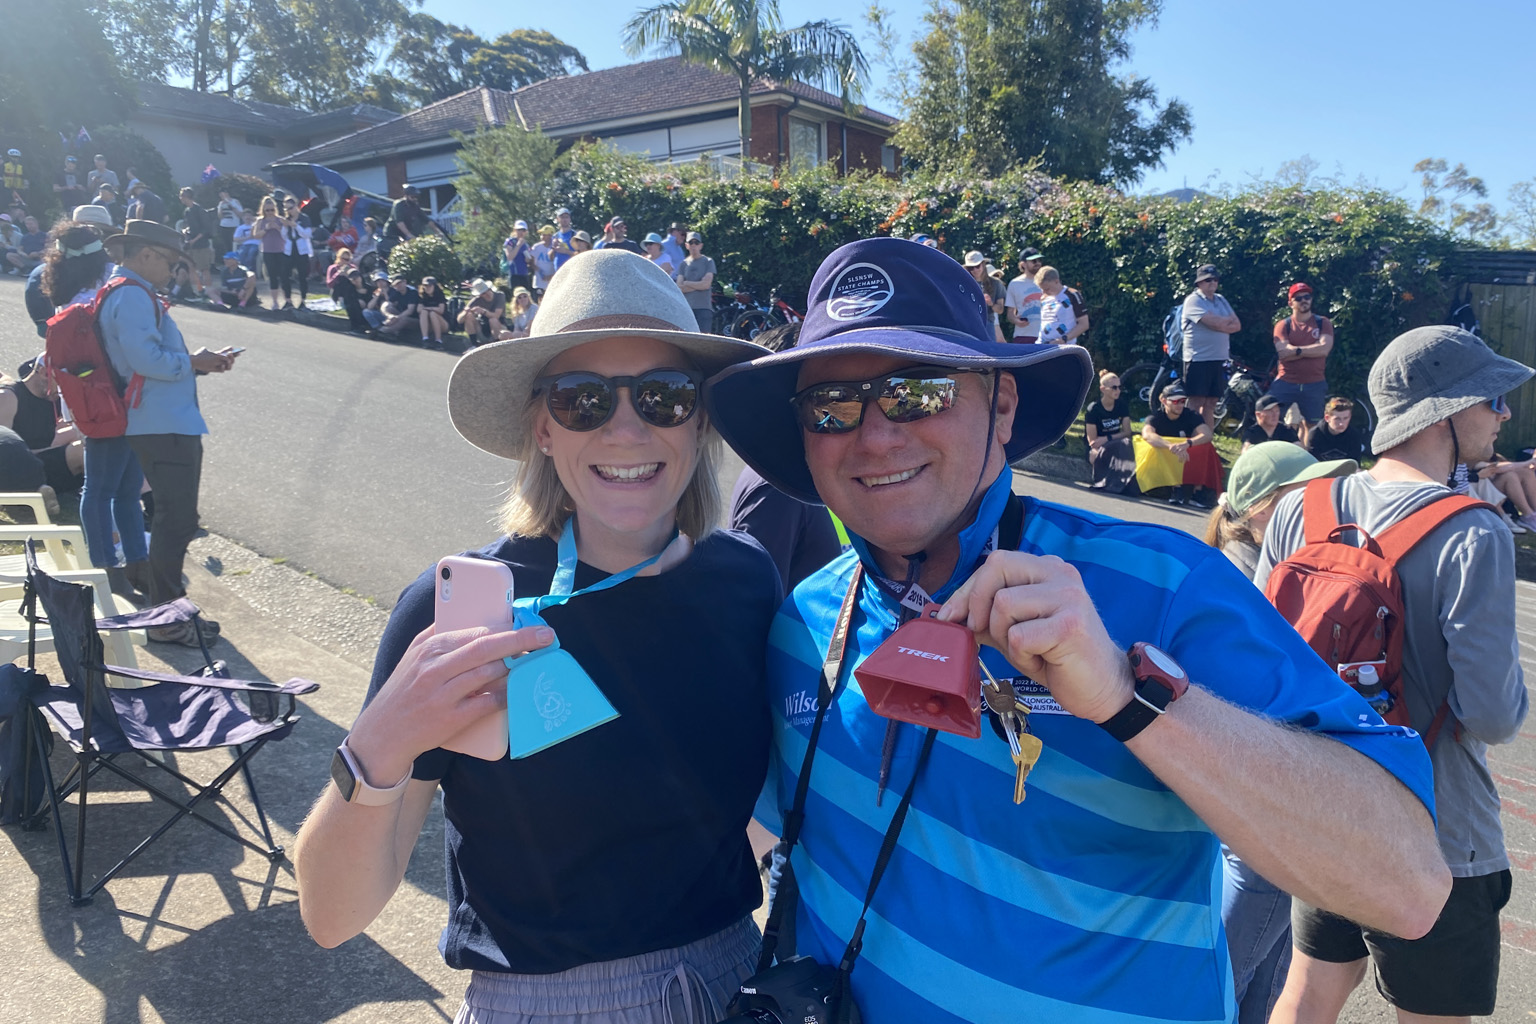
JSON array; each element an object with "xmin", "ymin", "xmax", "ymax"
[{"xmin": 293, "ymin": 250, "xmax": 780, "ymax": 1023}]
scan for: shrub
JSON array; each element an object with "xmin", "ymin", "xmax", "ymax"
[
  {"xmin": 192, "ymin": 172, "xmax": 271, "ymax": 216},
  {"xmin": 388, "ymin": 234, "xmax": 463, "ymax": 287},
  {"xmin": 90, "ymin": 124, "xmax": 175, "ymax": 212},
  {"xmin": 537, "ymin": 145, "xmax": 1458, "ymax": 401}
]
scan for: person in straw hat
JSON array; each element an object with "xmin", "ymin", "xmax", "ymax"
[
  {"xmin": 97, "ymin": 219, "xmax": 239, "ymax": 640},
  {"xmin": 294, "ymin": 249, "xmax": 779, "ymax": 1022}
]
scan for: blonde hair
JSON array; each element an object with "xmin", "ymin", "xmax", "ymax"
[
  {"xmin": 1034, "ymin": 265, "xmax": 1060, "ymax": 287},
  {"xmin": 498, "ymin": 391, "xmax": 724, "ymax": 542},
  {"xmin": 259, "ymin": 196, "xmax": 278, "ymax": 216},
  {"xmin": 335, "ymin": 247, "xmax": 353, "ymax": 261},
  {"xmin": 1202, "ymin": 491, "xmax": 1280, "ymax": 550}
]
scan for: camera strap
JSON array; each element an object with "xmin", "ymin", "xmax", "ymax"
[{"xmin": 757, "ymin": 561, "xmax": 939, "ymax": 1023}]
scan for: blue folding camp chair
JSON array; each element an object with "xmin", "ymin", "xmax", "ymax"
[{"xmin": 13, "ymin": 541, "xmax": 319, "ymax": 905}]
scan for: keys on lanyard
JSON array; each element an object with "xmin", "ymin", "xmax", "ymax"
[{"xmin": 980, "ymin": 659, "xmax": 1043, "ymax": 804}]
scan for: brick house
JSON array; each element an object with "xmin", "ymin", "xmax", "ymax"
[{"xmin": 269, "ymin": 57, "xmax": 900, "ymax": 214}]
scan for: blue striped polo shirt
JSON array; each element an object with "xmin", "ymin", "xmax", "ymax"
[{"xmin": 755, "ymin": 471, "xmax": 1435, "ymax": 1023}]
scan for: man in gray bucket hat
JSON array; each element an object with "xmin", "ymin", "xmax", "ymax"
[{"xmin": 1257, "ymin": 325, "xmax": 1533, "ymax": 1021}]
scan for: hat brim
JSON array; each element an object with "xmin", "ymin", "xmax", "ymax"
[
  {"xmin": 448, "ymin": 328, "xmax": 762, "ymax": 459},
  {"xmin": 102, "ymin": 233, "xmax": 186, "ymax": 258},
  {"xmin": 706, "ymin": 329, "xmax": 1092, "ymax": 504},
  {"xmin": 1371, "ymin": 358, "xmax": 1535, "ymax": 454}
]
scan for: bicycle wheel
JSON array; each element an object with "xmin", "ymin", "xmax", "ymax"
[
  {"xmin": 1116, "ymin": 360, "xmax": 1162, "ymax": 418},
  {"xmin": 731, "ymin": 309, "xmax": 778, "ymax": 342}
]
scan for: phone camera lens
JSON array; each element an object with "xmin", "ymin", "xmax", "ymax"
[{"xmin": 440, "ymin": 565, "xmax": 452, "ymax": 581}]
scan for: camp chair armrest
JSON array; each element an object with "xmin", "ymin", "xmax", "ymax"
[
  {"xmin": 95, "ymin": 598, "xmax": 205, "ymax": 632},
  {"xmin": 99, "ymin": 662, "xmax": 320, "ymax": 696}
]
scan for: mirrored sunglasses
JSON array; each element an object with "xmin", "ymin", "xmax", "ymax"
[
  {"xmin": 534, "ymin": 368, "xmax": 702, "ymax": 432},
  {"xmin": 1491, "ymin": 394, "xmax": 1510, "ymax": 416},
  {"xmin": 791, "ymin": 366, "xmax": 982, "ymax": 435}
]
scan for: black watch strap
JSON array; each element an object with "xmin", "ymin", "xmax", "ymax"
[{"xmin": 1097, "ymin": 678, "xmax": 1174, "ymax": 743}]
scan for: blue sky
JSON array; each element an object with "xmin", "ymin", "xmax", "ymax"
[{"xmin": 424, "ymin": 0, "xmax": 1535, "ymax": 206}]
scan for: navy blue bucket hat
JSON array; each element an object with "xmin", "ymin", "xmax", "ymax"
[{"xmin": 706, "ymin": 237, "xmax": 1092, "ymax": 503}]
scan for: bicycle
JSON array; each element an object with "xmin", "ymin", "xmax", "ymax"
[{"xmin": 728, "ymin": 285, "xmax": 805, "ymax": 342}]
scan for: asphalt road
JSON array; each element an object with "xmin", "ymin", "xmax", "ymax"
[{"xmin": 3, "ymin": 277, "xmax": 1535, "ymax": 1018}]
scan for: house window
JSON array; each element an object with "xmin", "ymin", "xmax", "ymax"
[
  {"xmin": 207, "ymin": 129, "xmax": 225, "ymax": 154},
  {"xmin": 882, "ymin": 144, "xmax": 897, "ymax": 173},
  {"xmin": 788, "ymin": 118, "xmax": 821, "ymax": 171},
  {"xmin": 245, "ymin": 133, "xmax": 276, "ymax": 147}
]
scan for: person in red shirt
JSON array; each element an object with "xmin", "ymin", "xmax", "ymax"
[{"xmin": 1269, "ymin": 282, "xmax": 1333, "ymax": 423}]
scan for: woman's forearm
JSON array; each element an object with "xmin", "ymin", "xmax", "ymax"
[{"xmin": 294, "ymin": 779, "xmax": 437, "ymax": 948}]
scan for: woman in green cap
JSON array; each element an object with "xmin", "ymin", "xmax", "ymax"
[
  {"xmin": 1205, "ymin": 440, "xmax": 1357, "ymax": 579},
  {"xmin": 1203, "ymin": 439, "xmax": 1357, "ymax": 1024}
]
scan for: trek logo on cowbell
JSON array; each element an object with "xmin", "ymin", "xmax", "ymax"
[
  {"xmin": 826, "ymin": 262, "xmax": 895, "ymax": 321},
  {"xmin": 896, "ymin": 646, "xmax": 949, "ymax": 662}
]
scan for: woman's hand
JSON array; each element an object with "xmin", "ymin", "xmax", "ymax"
[{"xmin": 346, "ymin": 624, "xmax": 555, "ymax": 784}]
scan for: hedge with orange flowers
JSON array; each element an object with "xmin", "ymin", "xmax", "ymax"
[{"xmin": 546, "ymin": 143, "xmax": 1459, "ymax": 395}]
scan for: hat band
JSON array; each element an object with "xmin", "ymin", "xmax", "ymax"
[
  {"xmin": 555, "ymin": 314, "xmax": 686, "ymax": 334},
  {"xmin": 57, "ymin": 238, "xmax": 104, "ymax": 258}
]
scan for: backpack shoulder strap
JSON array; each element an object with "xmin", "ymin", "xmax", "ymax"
[
  {"xmin": 1300, "ymin": 476, "xmax": 1340, "ymax": 545},
  {"xmin": 95, "ymin": 276, "xmax": 162, "ymax": 324},
  {"xmin": 1375, "ymin": 494, "xmax": 1498, "ymax": 562}
]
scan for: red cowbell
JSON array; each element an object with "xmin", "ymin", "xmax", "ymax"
[{"xmin": 855, "ymin": 611, "xmax": 982, "ymax": 738}]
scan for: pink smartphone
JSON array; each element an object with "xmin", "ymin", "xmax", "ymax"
[{"xmin": 434, "ymin": 556, "xmax": 515, "ymax": 760}]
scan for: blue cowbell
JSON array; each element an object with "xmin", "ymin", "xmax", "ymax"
[{"xmin": 501, "ymin": 525, "xmax": 671, "ymax": 758}]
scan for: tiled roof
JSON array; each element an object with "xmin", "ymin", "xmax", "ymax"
[
  {"xmin": 274, "ymin": 57, "xmax": 896, "ymax": 165},
  {"xmin": 511, "ymin": 56, "xmax": 896, "ymax": 131},
  {"xmin": 132, "ymin": 82, "xmax": 395, "ymax": 138},
  {"xmin": 275, "ymin": 88, "xmax": 514, "ymax": 165},
  {"xmin": 133, "ymin": 81, "xmax": 298, "ymax": 132}
]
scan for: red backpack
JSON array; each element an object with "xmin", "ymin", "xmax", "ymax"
[
  {"xmin": 1264, "ymin": 476, "xmax": 1494, "ymax": 747},
  {"xmin": 44, "ymin": 277, "xmax": 150, "ymax": 439}
]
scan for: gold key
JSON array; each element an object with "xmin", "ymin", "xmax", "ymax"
[{"xmin": 1012, "ymin": 731, "xmax": 1044, "ymax": 804}]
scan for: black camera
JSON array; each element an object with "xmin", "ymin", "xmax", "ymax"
[{"xmin": 716, "ymin": 956, "xmax": 860, "ymax": 1024}]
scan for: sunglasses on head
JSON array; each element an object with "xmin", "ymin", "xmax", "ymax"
[
  {"xmin": 534, "ymin": 368, "xmax": 702, "ymax": 432},
  {"xmin": 791, "ymin": 366, "xmax": 983, "ymax": 435}
]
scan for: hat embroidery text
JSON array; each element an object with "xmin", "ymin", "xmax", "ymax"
[{"xmin": 826, "ymin": 262, "xmax": 895, "ymax": 321}]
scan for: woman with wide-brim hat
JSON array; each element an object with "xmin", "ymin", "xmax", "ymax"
[{"xmin": 294, "ymin": 249, "xmax": 779, "ymax": 1023}]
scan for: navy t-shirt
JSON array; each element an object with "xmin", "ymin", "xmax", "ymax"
[
  {"xmin": 729, "ymin": 466, "xmax": 841, "ymax": 594},
  {"xmin": 364, "ymin": 529, "xmax": 780, "ymax": 974}
]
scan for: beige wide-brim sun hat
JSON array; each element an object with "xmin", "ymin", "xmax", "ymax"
[{"xmin": 447, "ymin": 248, "xmax": 763, "ymax": 459}]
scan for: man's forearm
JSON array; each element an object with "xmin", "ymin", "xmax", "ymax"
[{"xmin": 1126, "ymin": 686, "xmax": 1449, "ymax": 938}]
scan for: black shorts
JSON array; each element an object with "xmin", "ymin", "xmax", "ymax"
[
  {"xmin": 1182, "ymin": 359, "xmax": 1228, "ymax": 398},
  {"xmin": 1292, "ymin": 869, "xmax": 1511, "ymax": 1017},
  {"xmin": 37, "ymin": 444, "xmax": 80, "ymax": 494}
]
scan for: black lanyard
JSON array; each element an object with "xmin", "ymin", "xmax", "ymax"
[{"xmin": 758, "ymin": 563, "xmax": 938, "ymax": 1019}]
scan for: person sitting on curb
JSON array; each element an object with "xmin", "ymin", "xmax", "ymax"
[
  {"xmin": 1306, "ymin": 396, "xmax": 1370, "ymax": 464},
  {"xmin": 1241, "ymin": 394, "xmax": 1301, "ymax": 452},
  {"xmin": 458, "ymin": 279, "xmax": 509, "ymax": 345},
  {"xmin": 377, "ymin": 275, "xmax": 419, "ymax": 338},
  {"xmin": 704, "ymin": 236, "xmax": 1448, "ymax": 1024},
  {"xmin": 214, "ymin": 252, "xmax": 259, "ymax": 309},
  {"xmin": 1140, "ymin": 381, "xmax": 1217, "ymax": 507},
  {"xmin": 1084, "ymin": 368, "xmax": 1135, "ymax": 492},
  {"xmin": 1258, "ymin": 326, "xmax": 1531, "ymax": 1024}
]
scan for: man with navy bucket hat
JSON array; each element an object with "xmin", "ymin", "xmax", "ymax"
[{"xmin": 706, "ymin": 238, "xmax": 1450, "ymax": 1022}]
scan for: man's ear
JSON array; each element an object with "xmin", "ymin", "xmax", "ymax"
[{"xmin": 993, "ymin": 371, "xmax": 1018, "ymax": 448}]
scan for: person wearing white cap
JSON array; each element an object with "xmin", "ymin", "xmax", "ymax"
[
  {"xmin": 293, "ymin": 250, "xmax": 778, "ymax": 1020},
  {"xmin": 503, "ymin": 220, "xmax": 531, "ymax": 291},
  {"xmin": 1258, "ymin": 326, "xmax": 1534, "ymax": 1023},
  {"xmin": 962, "ymin": 250, "xmax": 1007, "ymax": 343},
  {"xmin": 458, "ymin": 278, "xmax": 509, "ymax": 344}
]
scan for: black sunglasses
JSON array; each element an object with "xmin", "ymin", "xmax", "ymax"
[
  {"xmin": 534, "ymin": 368, "xmax": 702, "ymax": 432},
  {"xmin": 791, "ymin": 365, "xmax": 982, "ymax": 435}
]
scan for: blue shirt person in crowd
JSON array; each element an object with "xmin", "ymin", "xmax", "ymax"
[
  {"xmin": 98, "ymin": 219, "xmax": 238, "ymax": 644},
  {"xmin": 706, "ymin": 238, "xmax": 1450, "ymax": 1024},
  {"xmin": 293, "ymin": 251, "xmax": 780, "ymax": 1023}
]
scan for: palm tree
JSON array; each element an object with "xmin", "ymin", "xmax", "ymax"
[{"xmin": 623, "ymin": 0, "xmax": 868, "ymax": 166}]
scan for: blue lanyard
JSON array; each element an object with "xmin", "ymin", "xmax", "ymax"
[{"xmin": 530, "ymin": 523, "xmax": 674, "ymax": 617}]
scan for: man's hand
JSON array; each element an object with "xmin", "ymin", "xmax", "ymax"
[
  {"xmin": 937, "ymin": 551, "xmax": 1134, "ymax": 724},
  {"xmin": 191, "ymin": 347, "xmax": 234, "ymax": 373},
  {"xmin": 1170, "ymin": 439, "xmax": 1190, "ymax": 462}
]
